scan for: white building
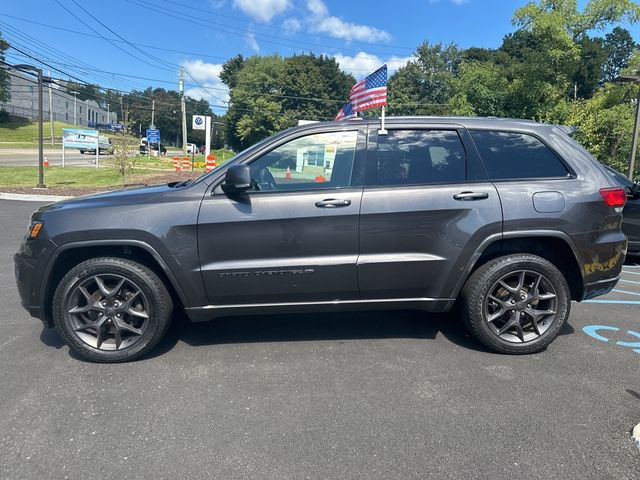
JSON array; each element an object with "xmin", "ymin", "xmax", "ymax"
[{"xmin": 0, "ymin": 70, "xmax": 117, "ymax": 127}]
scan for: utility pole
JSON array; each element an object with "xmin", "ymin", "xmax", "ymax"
[
  {"xmin": 180, "ymin": 69, "xmax": 187, "ymax": 156},
  {"xmin": 107, "ymin": 103, "xmax": 110, "ymax": 125},
  {"xmin": 48, "ymin": 69, "xmax": 54, "ymax": 145},
  {"xmin": 151, "ymin": 99, "xmax": 155, "ymax": 128},
  {"xmin": 15, "ymin": 64, "xmax": 45, "ymax": 188},
  {"xmin": 73, "ymin": 91, "xmax": 78, "ymax": 126}
]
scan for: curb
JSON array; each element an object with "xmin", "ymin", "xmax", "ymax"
[
  {"xmin": 0, "ymin": 192, "xmax": 74, "ymax": 202},
  {"xmin": 633, "ymin": 423, "xmax": 640, "ymax": 450}
]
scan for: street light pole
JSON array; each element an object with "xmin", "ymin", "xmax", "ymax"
[
  {"xmin": 614, "ymin": 74, "xmax": 640, "ymax": 181},
  {"xmin": 629, "ymin": 89, "xmax": 640, "ymax": 181},
  {"xmin": 14, "ymin": 63, "xmax": 45, "ymax": 188}
]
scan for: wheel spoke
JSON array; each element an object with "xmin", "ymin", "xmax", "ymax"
[
  {"xmin": 516, "ymin": 271, "xmax": 526, "ymax": 291},
  {"xmin": 127, "ymin": 307, "xmax": 148, "ymax": 319},
  {"xmin": 497, "ymin": 315, "xmax": 518, "ymax": 336},
  {"xmin": 527, "ymin": 312, "xmax": 541, "ymax": 336},
  {"xmin": 487, "ymin": 308, "xmax": 507, "ymax": 323},
  {"xmin": 531, "ymin": 274, "xmax": 542, "ymax": 295},
  {"xmin": 114, "ymin": 327, "xmax": 123, "ymax": 350},
  {"xmin": 69, "ymin": 304, "xmax": 96, "ymax": 314},
  {"xmin": 535, "ymin": 292, "xmax": 557, "ymax": 302},
  {"xmin": 115, "ymin": 318, "xmax": 143, "ymax": 336},
  {"xmin": 94, "ymin": 276, "xmax": 111, "ymax": 298},
  {"xmin": 498, "ymin": 280, "xmax": 518, "ymax": 295}
]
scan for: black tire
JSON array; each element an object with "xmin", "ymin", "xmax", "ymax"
[
  {"xmin": 459, "ymin": 254, "xmax": 570, "ymax": 354},
  {"xmin": 52, "ymin": 257, "xmax": 173, "ymax": 363},
  {"xmin": 79, "ymin": 150, "xmax": 84, "ymax": 154}
]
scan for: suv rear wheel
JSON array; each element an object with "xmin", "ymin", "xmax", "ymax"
[
  {"xmin": 52, "ymin": 257, "xmax": 173, "ymax": 363},
  {"xmin": 460, "ymin": 254, "xmax": 570, "ymax": 354}
]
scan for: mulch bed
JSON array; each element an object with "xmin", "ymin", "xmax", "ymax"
[{"xmin": 1, "ymin": 171, "xmax": 203, "ymax": 197}]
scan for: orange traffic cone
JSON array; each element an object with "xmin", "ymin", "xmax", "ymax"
[
  {"xmin": 173, "ymin": 156, "xmax": 180, "ymax": 172},
  {"xmin": 315, "ymin": 175, "xmax": 326, "ymax": 183},
  {"xmin": 182, "ymin": 156, "xmax": 191, "ymax": 171},
  {"xmin": 44, "ymin": 156, "xmax": 49, "ymax": 167},
  {"xmin": 206, "ymin": 155, "xmax": 217, "ymax": 171},
  {"xmin": 285, "ymin": 166, "xmax": 292, "ymax": 179}
]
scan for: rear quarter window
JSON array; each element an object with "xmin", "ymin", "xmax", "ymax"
[{"xmin": 470, "ymin": 130, "xmax": 569, "ymax": 180}]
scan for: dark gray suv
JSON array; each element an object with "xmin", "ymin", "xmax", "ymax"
[{"xmin": 15, "ymin": 117, "xmax": 628, "ymax": 362}]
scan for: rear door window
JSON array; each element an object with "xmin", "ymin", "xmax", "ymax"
[
  {"xmin": 470, "ymin": 131, "xmax": 569, "ymax": 180},
  {"xmin": 372, "ymin": 130, "xmax": 466, "ymax": 186}
]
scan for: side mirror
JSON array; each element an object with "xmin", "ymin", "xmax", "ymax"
[{"xmin": 222, "ymin": 164, "xmax": 252, "ymax": 193}]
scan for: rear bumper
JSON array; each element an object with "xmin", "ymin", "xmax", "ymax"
[{"xmin": 581, "ymin": 275, "xmax": 620, "ymax": 301}]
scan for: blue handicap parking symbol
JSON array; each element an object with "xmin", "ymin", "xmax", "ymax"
[{"xmin": 583, "ymin": 325, "xmax": 640, "ymax": 354}]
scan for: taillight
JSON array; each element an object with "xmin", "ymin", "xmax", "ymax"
[{"xmin": 599, "ymin": 188, "xmax": 627, "ymax": 207}]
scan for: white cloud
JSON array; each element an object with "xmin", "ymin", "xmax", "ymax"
[
  {"xmin": 307, "ymin": 0, "xmax": 328, "ymax": 17},
  {"xmin": 181, "ymin": 59, "xmax": 229, "ymax": 112},
  {"xmin": 245, "ymin": 31, "xmax": 260, "ymax": 52},
  {"xmin": 233, "ymin": 0, "xmax": 291, "ymax": 22},
  {"xmin": 306, "ymin": 0, "xmax": 391, "ymax": 43},
  {"xmin": 332, "ymin": 52, "xmax": 414, "ymax": 77},
  {"xmin": 314, "ymin": 17, "xmax": 391, "ymax": 43},
  {"xmin": 282, "ymin": 18, "xmax": 302, "ymax": 35},
  {"xmin": 181, "ymin": 59, "xmax": 223, "ymax": 83}
]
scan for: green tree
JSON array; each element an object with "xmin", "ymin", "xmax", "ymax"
[
  {"xmin": 222, "ymin": 54, "xmax": 353, "ymax": 150},
  {"xmin": 571, "ymin": 36, "xmax": 608, "ymax": 99},
  {"xmin": 448, "ymin": 61, "xmax": 510, "ymax": 116},
  {"xmin": 602, "ymin": 27, "xmax": 638, "ymax": 81},
  {"xmin": 387, "ymin": 41, "xmax": 462, "ymax": 116}
]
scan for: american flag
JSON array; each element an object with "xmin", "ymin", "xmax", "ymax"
[
  {"xmin": 349, "ymin": 65, "xmax": 387, "ymax": 112},
  {"xmin": 335, "ymin": 102, "xmax": 355, "ymax": 121}
]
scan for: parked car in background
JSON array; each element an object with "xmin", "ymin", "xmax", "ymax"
[
  {"xmin": 15, "ymin": 117, "xmax": 628, "ymax": 362},
  {"xmin": 79, "ymin": 136, "xmax": 113, "ymax": 155},
  {"xmin": 603, "ymin": 165, "xmax": 640, "ymax": 256},
  {"xmin": 186, "ymin": 143, "xmax": 198, "ymax": 154}
]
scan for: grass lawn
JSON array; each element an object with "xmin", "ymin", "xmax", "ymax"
[
  {"xmin": 0, "ymin": 120, "xmax": 75, "ymax": 146},
  {"xmin": 0, "ymin": 166, "xmax": 161, "ymax": 187}
]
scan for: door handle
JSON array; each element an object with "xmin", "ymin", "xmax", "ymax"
[
  {"xmin": 453, "ymin": 191, "xmax": 489, "ymax": 201},
  {"xmin": 315, "ymin": 198, "xmax": 351, "ymax": 208}
]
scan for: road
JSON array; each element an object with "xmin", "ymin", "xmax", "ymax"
[
  {"xmin": 0, "ymin": 148, "xmax": 109, "ymax": 167},
  {"xmin": 1, "ymin": 199, "xmax": 639, "ymax": 480}
]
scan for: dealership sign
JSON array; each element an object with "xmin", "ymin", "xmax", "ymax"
[
  {"xmin": 192, "ymin": 115, "xmax": 206, "ymax": 130},
  {"xmin": 62, "ymin": 128, "xmax": 99, "ymax": 149}
]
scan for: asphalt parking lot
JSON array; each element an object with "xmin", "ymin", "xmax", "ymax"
[{"xmin": 1, "ymin": 199, "xmax": 639, "ymax": 480}]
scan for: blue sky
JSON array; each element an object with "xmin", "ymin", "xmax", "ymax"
[{"xmin": 1, "ymin": 0, "xmax": 638, "ymax": 113}]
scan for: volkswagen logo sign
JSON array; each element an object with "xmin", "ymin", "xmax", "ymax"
[{"xmin": 195, "ymin": 116, "xmax": 203, "ymax": 125}]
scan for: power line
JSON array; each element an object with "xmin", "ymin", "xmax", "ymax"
[{"xmin": 53, "ymin": 0, "xmax": 174, "ymax": 73}]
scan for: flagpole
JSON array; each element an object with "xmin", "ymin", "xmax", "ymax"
[{"xmin": 379, "ymin": 106, "xmax": 388, "ymax": 135}]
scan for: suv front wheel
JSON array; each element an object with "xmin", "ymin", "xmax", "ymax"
[
  {"xmin": 52, "ymin": 257, "xmax": 173, "ymax": 363},
  {"xmin": 460, "ymin": 254, "xmax": 571, "ymax": 354}
]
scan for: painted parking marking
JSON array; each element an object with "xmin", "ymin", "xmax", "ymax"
[
  {"xmin": 622, "ymin": 271, "xmax": 640, "ymax": 276},
  {"xmin": 584, "ymin": 299, "xmax": 640, "ymax": 305},
  {"xmin": 620, "ymin": 279, "xmax": 640, "ymax": 286},
  {"xmin": 582, "ymin": 325, "xmax": 640, "ymax": 354},
  {"xmin": 612, "ymin": 289, "xmax": 640, "ymax": 297}
]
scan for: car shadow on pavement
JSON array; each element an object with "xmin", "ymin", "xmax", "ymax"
[
  {"xmin": 38, "ymin": 309, "xmax": 576, "ymax": 361},
  {"xmin": 150, "ymin": 310, "xmax": 575, "ymax": 359}
]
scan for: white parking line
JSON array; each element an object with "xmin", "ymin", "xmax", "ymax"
[
  {"xmin": 620, "ymin": 279, "xmax": 640, "ymax": 285},
  {"xmin": 622, "ymin": 271, "xmax": 640, "ymax": 276},
  {"xmin": 612, "ymin": 289, "xmax": 640, "ymax": 297}
]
